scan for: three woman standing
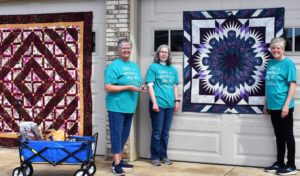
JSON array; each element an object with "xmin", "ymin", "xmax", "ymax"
[{"xmin": 105, "ymin": 37, "xmax": 297, "ymax": 175}]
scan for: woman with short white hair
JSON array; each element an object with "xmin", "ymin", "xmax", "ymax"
[
  {"xmin": 105, "ymin": 38, "xmax": 144, "ymax": 176},
  {"xmin": 264, "ymin": 37, "xmax": 297, "ymax": 175}
]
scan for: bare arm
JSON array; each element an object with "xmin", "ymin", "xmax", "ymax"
[
  {"xmin": 148, "ymin": 83, "xmax": 160, "ymax": 112},
  {"xmin": 105, "ymin": 84, "xmax": 139, "ymax": 93},
  {"xmin": 281, "ymin": 82, "xmax": 296, "ymax": 118}
]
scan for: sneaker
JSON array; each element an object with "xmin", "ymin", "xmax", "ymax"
[
  {"xmin": 120, "ymin": 159, "xmax": 134, "ymax": 170},
  {"xmin": 276, "ymin": 166, "xmax": 297, "ymax": 175},
  {"xmin": 151, "ymin": 159, "xmax": 161, "ymax": 166},
  {"xmin": 111, "ymin": 162, "xmax": 125, "ymax": 176},
  {"xmin": 162, "ymin": 158, "xmax": 172, "ymax": 165},
  {"xmin": 264, "ymin": 162, "xmax": 282, "ymax": 173}
]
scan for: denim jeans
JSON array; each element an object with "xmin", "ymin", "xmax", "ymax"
[
  {"xmin": 149, "ymin": 102, "xmax": 174, "ymax": 160},
  {"xmin": 108, "ymin": 111, "xmax": 133, "ymax": 154}
]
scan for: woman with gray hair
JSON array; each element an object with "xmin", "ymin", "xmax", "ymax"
[
  {"xmin": 264, "ymin": 37, "xmax": 297, "ymax": 175},
  {"xmin": 145, "ymin": 44, "xmax": 180, "ymax": 166},
  {"xmin": 105, "ymin": 38, "xmax": 144, "ymax": 176}
]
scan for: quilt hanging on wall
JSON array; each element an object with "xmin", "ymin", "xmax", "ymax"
[
  {"xmin": 183, "ymin": 8, "xmax": 284, "ymax": 114},
  {"xmin": 0, "ymin": 12, "xmax": 93, "ymax": 146}
]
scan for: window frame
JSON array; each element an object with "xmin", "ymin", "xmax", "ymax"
[
  {"xmin": 284, "ymin": 26, "xmax": 300, "ymax": 56},
  {"xmin": 152, "ymin": 27, "xmax": 300, "ymax": 56},
  {"xmin": 153, "ymin": 29, "xmax": 183, "ymax": 56}
]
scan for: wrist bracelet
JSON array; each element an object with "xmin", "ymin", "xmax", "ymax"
[{"xmin": 174, "ymin": 99, "xmax": 181, "ymax": 102}]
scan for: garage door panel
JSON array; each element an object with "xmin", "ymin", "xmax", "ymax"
[
  {"xmin": 155, "ymin": 0, "xmax": 220, "ymax": 14},
  {"xmin": 172, "ymin": 117, "xmax": 222, "ymax": 131},
  {"xmin": 240, "ymin": 0, "xmax": 299, "ymax": 10},
  {"xmin": 146, "ymin": 0, "xmax": 224, "ymax": 21},
  {"xmin": 234, "ymin": 117, "xmax": 273, "ymax": 129},
  {"xmin": 168, "ymin": 150, "xmax": 222, "ymax": 163},
  {"xmin": 138, "ymin": 94, "xmax": 152, "ymax": 158},
  {"xmin": 235, "ymin": 126, "xmax": 274, "ymax": 136},
  {"xmin": 293, "ymin": 130, "xmax": 300, "ymax": 147},
  {"xmin": 174, "ymin": 114, "xmax": 222, "ymax": 121},
  {"xmin": 235, "ymin": 133, "xmax": 276, "ymax": 157},
  {"xmin": 169, "ymin": 131, "xmax": 220, "ymax": 154},
  {"xmin": 293, "ymin": 102, "xmax": 300, "ymax": 119}
]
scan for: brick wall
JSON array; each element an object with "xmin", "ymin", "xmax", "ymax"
[{"xmin": 105, "ymin": 0, "xmax": 131, "ymax": 160}]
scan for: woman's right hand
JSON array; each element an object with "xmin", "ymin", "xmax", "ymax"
[
  {"xmin": 127, "ymin": 85, "xmax": 140, "ymax": 92},
  {"xmin": 152, "ymin": 102, "xmax": 160, "ymax": 112}
]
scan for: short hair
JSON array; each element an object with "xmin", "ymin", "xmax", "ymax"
[
  {"xmin": 117, "ymin": 38, "xmax": 132, "ymax": 49},
  {"xmin": 154, "ymin": 44, "xmax": 172, "ymax": 66},
  {"xmin": 270, "ymin": 37, "xmax": 286, "ymax": 50}
]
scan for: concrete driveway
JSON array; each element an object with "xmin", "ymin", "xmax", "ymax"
[{"xmin": 1, "ymin": 147, "xmax": 296, "ymax": 176}]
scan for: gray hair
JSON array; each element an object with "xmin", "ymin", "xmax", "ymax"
[
  {"xmin": 117, "ymin": 38, "xmax": 132, "ymax": 49},
  {"xmin": 154, "ymin": 44, "xmax": 172, "ymax": 66},
  {"xmin": 270, "ymin": 37, "xmax": 286, "ymax": 50}
]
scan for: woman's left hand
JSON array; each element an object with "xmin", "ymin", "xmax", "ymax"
[{"xmin": 281, "ymin": 105, "xmax": 289, "ymax": 118}]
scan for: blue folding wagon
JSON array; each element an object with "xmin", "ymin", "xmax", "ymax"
[{"xmin": 12, "ymin": 133, "xmax": 98, "ymax": 176}]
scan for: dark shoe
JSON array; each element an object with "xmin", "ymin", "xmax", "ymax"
[
  {"xmin": 151, "ymin": 159, "xmax": 161, "ymax": 166},
  {"xmin": 264, "ymin": 162, "xmax": 282, "ymax": 173},
  {"xmin": 276, "ymin": 166, "xmax": 297, "ymax": 175},
  {"xmin": 120, "ymin": 159, "xmax": 134, "ymax": 170},
  {"xmin": 111, "ymin": 162, "xmax": 125, "ymax": 176},
  {"xmin": 162, "ymin": 158, "xmax": 172, "ymax": 165}
]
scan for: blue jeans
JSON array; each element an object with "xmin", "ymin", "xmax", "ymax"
[
  {"xmin": 108, "ymin": 111, "xmax": 133, "ymax": 154},
  {"xmin": 149, "ymin": 102, "xmax": 174, "ymax": 160}
]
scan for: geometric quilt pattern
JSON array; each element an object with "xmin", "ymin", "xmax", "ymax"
[
  {"xmin": 182, "ymin": 8, "xmax": 284, "ymax": 114},
  {"xmin": 0, "ymin": 12, "xmax": 93, "ymax": 146}
]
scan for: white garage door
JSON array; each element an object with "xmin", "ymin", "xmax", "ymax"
[
  {"xmin": 0, "ymin": 0, "xmax": 106, "ymax": 155},
  {"xmin": 138, "ymin": 0, "xmax": 300, "ymax": 167}
]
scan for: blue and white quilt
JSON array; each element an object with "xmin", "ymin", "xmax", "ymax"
[{"xmin": 182, "ymin": 8, "xmax": 284, "ymax": 113}]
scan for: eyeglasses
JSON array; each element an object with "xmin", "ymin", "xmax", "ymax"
[{"xmin": 120, "ymin": 47, "xmax": 132, "ymax": 50}]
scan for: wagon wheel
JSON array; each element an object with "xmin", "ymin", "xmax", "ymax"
[
  {"xmin": 81, "ymin": 163, "xmax": 96, "ymax": 176},
  {"xmin": 12, "ymin": 167, "xmax": 26, "ymax": 176},
  {"xmin": 24, "ymin": 164, "xmax": 33, "ymax": 176},
  {"xmin": 74, "ymin": 169, "xmax": 91, "ymax": 176}
]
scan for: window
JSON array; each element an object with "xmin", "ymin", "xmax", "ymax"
[
  {"xmin": 154, "ymin": 30, "xmax": 183, "ymax": 52},
  {"xmin": 171, "ymin": 30, "xmax": 183, "ymax": 52},
  {"xmin": 295, "ymin": 28, "xmax": 300, "ymax": 51},
  {"xmin": 284, "ymin": 28, "xmax": 292, "ymax": 51},
  {"xmin": 154, "ymin": 30, "xmax": 168, "ymax": 52},
  {"xmin": 283, "ymin": 27, "xmax": 300, "ymax": 52}
]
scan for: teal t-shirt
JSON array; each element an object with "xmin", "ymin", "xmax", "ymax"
[
  {"xmin": 265, "ymin": 57, "xmax": 297, "ymax": 110},
  {"xmin": 145, "ymin": 63, "xmax": 179, "ymax": 108},
  {"xmin": 104, "ymin": 58, "xmax": 142, "ymax": 113}
]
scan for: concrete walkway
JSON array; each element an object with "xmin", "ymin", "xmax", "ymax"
[{"xmin": 2, "ymin": 147, "xmax": 298, "ymax": 176}]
